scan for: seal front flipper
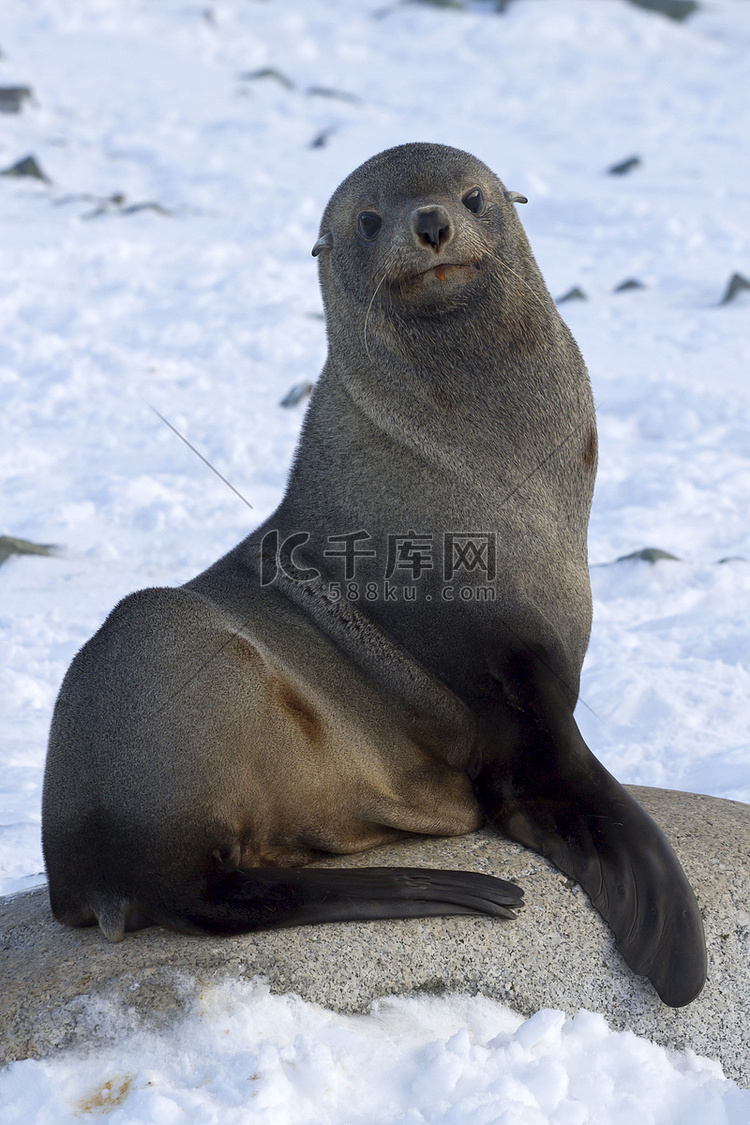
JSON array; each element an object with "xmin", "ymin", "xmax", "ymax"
[
  {"xmin": 473, "ymin": 648, "xmax": 706, "ymax": 1007},
  {"xmin": 181, "ymin": 866, "xmax": 524, "ymax": 935}
]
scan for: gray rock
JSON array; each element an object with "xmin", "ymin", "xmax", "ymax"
[
  {"xmin": 720, "ymin": 272, "xmax": 750, "ymax": 306},
  {"xmin": 410, "ymin": 0, "xmax": 464, "ymax": 9},
  {"xmin": 238, "ymin": 67, "xmax": 295, "ymax": 91},
  {"xmin": 310, "ymin": 127, "xmax": 335, "ymax": 149},
  {"xmin": 614, "ymin": 278, "xmax": 645, "ymax": 293},
  {"xmin": 0, "ymin": 154, "xmax": 50, "ymax": 182},
  {"xmin": 607, "ymin": 155, "xmax": 642, "ymax": 175},
  {"xmin": 306, "ymin": 86, "xmax": 361, "ymax": 105},
  {"xmin": 616, "ymin": 547, "xmax": 681, "ymax": 564},
  {"xmin": 624, "ymin": 0, "xmax": 698, "ymax": 22},
  {"xmin": 1, "ymin": 787, "xmax": 748, "ymax": 1086},
  {"xmin": 556, "ymin": 286, "xmax": 587, "ymax": 303},
  {"xmin": 0, "ymin": 86, "xmax": 33, "ymax": 114},
  {"xmin": 279, "ymin": 381, "xmax": 314, "ymax": 408},
  {"xmin": 0, "ymin": 534, "xmax": 56, "ymax": 565}
]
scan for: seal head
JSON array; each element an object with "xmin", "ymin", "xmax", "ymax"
[{"xmin": 315, "ymin": 143, "xmax": 538, "ymax": 334}]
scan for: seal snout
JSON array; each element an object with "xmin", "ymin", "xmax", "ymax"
[{"xmin": 413, "ymin": 205, "xmax": 453, "ymax": 253}]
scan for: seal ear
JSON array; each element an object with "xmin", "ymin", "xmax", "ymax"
[
  {"xmin": 505, "ymin": 191, "xmax": 528, "ymax": 205},
  {"xmin": 312, "ymin": 231, "xmax": 334, "ymax": 257}
]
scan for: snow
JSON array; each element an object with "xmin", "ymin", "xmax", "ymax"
[
  {"xmin": 2, "ymin": 983, "xmax": 747, "ymax": 1125},
  {"xmin": 1, "ymin": 0, "xmax": 749, "ymax": 1116}
]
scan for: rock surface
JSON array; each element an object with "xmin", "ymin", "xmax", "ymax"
[{"xmin": 1, "ymin": 787, "xmax": 748, "ymax": 1086}]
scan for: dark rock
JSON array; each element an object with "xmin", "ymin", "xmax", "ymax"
[
  {"xmin": 0, "ymin": 155, "xmax": 50, "ymax": 182},
  {"xmin": 239, "ymin": 67, "xmax": 295, "ymax": 91},
  {"xmin": 83, "ymin": 197, "xmax": 171, "ymax": 220},
  {"xmin": 55, "ymin": 192, "xmax": 126, "ymax": 210},
  {"xmin": 614, "ymin": 278, "xmax": 645, "ymax": 292},
  {"xmin": 310, "ymin": 128, "xmax": 335, "ymax": 149},
  {"xmin": 0, "ymin": 535, "xmax": 56, "ymax": 565},
  {"xmin": 719, "ymin": 272, "xmax": 750, "ymax": 306},
  {"xmin": 307, "ymin": 86, "xmax": 361, "ymax": 104},
  {"xmin": 556, "ymin": 286, "xmax": 587, "ymax": 303},
  {"xmin": 624, "ymin": 0, "xmax": 698, "ymax": 21},
  {"xmin": 121, "ymin": 202, "xmax": 171, "ymax": 217},
  {"xmin": 616, "ymin": 547, "xmax": 681, "ymax": 564},
  {"xmin": 280, "ymin": 382, "xmax": 314, "ymax": 408},
  {"xmin": 607, "ymin": 155, "xmax": 642, "ymax": 176},
  {"xmin": 0, "ymin": 86, "xmax": 33, "ymax": 114}
]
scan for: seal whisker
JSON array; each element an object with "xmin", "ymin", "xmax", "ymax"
[
  {"xmin": 363, "ymin": 272, "xmax": 387, "ymax": 363},
  {"xmin": 147, "ymin": 403, "xmax": 254, "ymax": 510},
  {"xmin": 488, "ymin": 248, "xmax": 550, "ymax": 315}
]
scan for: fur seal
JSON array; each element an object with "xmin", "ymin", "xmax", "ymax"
[{"xmin": 42, "ymin": 143, "xmax": 706, "ymax": 1007}]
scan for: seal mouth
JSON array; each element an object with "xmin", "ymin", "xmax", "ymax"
[
  {"xmin": 397, "ymin": 261, "xmax": 482, "ymax": 288},
  {"xmin": 419, "ymin": 262, "xmax": 481, "ymax": 281}
]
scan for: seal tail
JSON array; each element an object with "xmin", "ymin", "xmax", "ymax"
[
  {"xmin": 477, "ymin": 646, "xmax": 707, "ymax": 1009},
  {"xmin": 182, "ymin": 866, "xmax": 523, "ymax": 936}
]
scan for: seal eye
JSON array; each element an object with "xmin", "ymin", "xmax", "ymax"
[
  {"xmin": 462, "ymin": 188, "xmax": 484, "ymax": 214},
  {"xmin": 358, "ymin": 211, "xmax": 382, "ymax": 240}
]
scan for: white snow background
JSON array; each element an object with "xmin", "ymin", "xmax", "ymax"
[{"xmin": 1, "ymin": 0, "xmax": 749, "ymax": 1118}]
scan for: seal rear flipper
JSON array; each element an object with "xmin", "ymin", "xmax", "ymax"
[
  {"xmin": 475, "ymin": 649, "xmax": 707, "ymax": 1008},
  {"xmin": 181, "ymin": 866, "xmax": 523, "ymax": 935}
]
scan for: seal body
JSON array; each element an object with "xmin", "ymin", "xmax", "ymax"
[{"xmin": 42, "ymin": 144, "xmax": 706, "ymax": 1006}]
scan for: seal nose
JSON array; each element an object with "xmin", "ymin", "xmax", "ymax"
[{"xmin": 413, "ymin": 206, "xmax": 453, "ymax": 253}]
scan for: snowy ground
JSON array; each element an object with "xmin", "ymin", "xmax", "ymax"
[{"xmin": 1, "ymin": 0, "xmax": 749, "ymax": 1117}]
